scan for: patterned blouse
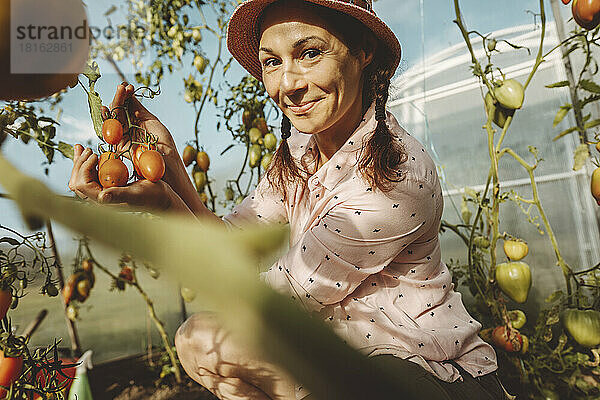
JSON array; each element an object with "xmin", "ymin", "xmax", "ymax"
[{"xmin": 222, "ymin": 103, "xmax": 498, "ymax": 395}]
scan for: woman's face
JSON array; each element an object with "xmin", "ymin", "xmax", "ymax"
[{"xmin": 259, "ymin": 3, "xmax": 372, "ymax": 136}]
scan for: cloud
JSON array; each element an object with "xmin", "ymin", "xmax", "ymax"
[{"xmin": 60, "ymin": 115, "xmax": 96, "ymax": 142}]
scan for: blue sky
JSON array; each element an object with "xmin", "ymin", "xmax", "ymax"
[{"xmin": 1, "ymin": 0, "xmax": 559, "ymax": 234}]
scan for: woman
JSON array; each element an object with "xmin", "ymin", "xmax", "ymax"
[{"xmin": 69, "ymin": 0, "xmax": 509, "ymax": 399}]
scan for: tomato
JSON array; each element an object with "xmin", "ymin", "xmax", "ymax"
[
  {"xmin": 180, "ymin": 287, "xmax": 196, "ymax": 302},
  {"xmin": 254, "ymin": 117, "xmax": 269, "ymax": 135},
  {"xmin": 76, "ymin": 279, "xmax": 91, "ymax": 300},
  {"xmin": 63, "ymin": 274, "xmax": 77, "ymax": 305},
  {"xmin": 520, "ymin": 334, "xmax": 529, "ymax": 354},
  {"xmin": 591, "ymin": 167, "xmax": 600, "ymax": 205},
  {"xmin": 508, "ymin": 309, "xmax": 527, "ymax": 329},
  {"xmin": 495, "ymin": 261, "xmax": 531, "ymax": 303},
  {"xmin": 572, "ymin": 0, "xmax": 600, "ymax": 30},
  {"xmin": 82, "ymin": 259, "xmax": 93, "ymax": 273},
  {"xmin": 487, "ymin": 38, "xmax": 497, "ymax": 52},
  {"xmin": 102, "ymin": 119, "xmax": 124, "ymax": 145},
  {"xmin": 119, "ymin": 266, "xmax": 134, "ymax": 282},
  {"xmin": 249, "ymin": 127, "xmax": 262, "ymax": 144},
  {"xmin": 66, "ymin": 304, "xmax": 78, "ymax": 321},
  {"xmin": 0, "ymin": 289, "xmax": 11, "ymax": 320},
  {"xmin": 263, "ymin": 133, "xmax": 277, "ymax": 151},
  {"xmin": 242, "ymin": 110, "xmax": 253, "ymax": 129},
  {"xmin": 196, "ymin": 151, "xmax": 210, "ymax": 172},
  {"xmin": 494, "ymin": 79, "xmax": 524, "ymax": 110},
  {"xmin": 261, "ymin": 152, "xmax": 273, "ymax": 170},
  {"xmin": 132, "ymin": 143, "xmax": 156, "ymax": 176},
  {"xmin": 596, "ymin": 141, "xmax": 600, "ymax": 152},
  {"xmin": 44, "ymin": 283, "xmax": 59, "ymax": 297},
  {"xmin": 98, "ymin": 151, "xmax": 117, "ymax": 169},
  {"xmin": 491, "ymin": 325, "xmax": 523, "ymax": 352},
  {"xmin": 561, "ymin": 308, "xmax": 600, "ymax": 347},
  {"xmin": 199, "ymin": 192, "xmax": 208, "ymax": 204},
  {"xmin": 98, "ymin": 158, "xmax": 129, "ymax": 188},
  {"xmin": 138, "ymin": 150, "xmax": 165, "ymax": 182},
  {"xmin": 563, "ymin": 0, "xmax": 572, "ymax": 4},
  {"xmin": 224, "ymin": 187, "xmax": 234, "ymax": 201},
  {"xmin": 503, "ymin": 239, "xmax": 529, "ymax": 261},
  {"xmin": 484, "ymin": 91, "xmax": 514, "ymax": 129},
  {"xmin": 182, "ymin": 145, "xmax": 197, "ymax": 167},
  {"xmin": 193, "ymin": 170, "xmax": 207, "ymax": 191},
  {"xmin": 249, "ymin": 144, "xmax": 262, "ymax": 168},
  {"xmin": 0, "ymin": 350, "xmax": 23, "ymax": 397}
]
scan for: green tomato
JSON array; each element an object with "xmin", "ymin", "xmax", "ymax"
[
  {"xmin": 180, "ymin": 287, "xmax": 196, "ymax": 303},
  {"xmin": 263, "ymin": 133, "xmax": 277, "ymax": 151},
  {"xmin": 494, "ymin": 79, "xmax": 524, "ymax": 110},
  {"xmin": 508, "ymin": 309, "xmax": 527, "ymax": 329},
  {"xmin": 249, "ymin": 127, "xmax": 262, "ymax": 144},
  {"xmin": 249, "ymin": 144, "xmax": 262, "ymax": 168},
  {"xmin": 495, "ymin": 261, "xmax": 531, "ymax": 303},
  {"xmin": 193, "ymin": 170, "xmax": 207, "ymax": 191},
  {"xmin": 561, "ymin": 308, "xmax": 600, "ymax": 348},
  {"xmin": 484, "ymin": 91, "xmax": 515, "ymax": 128},
  {"xmin": 261, "ymin": 152, "xmax": 273, "ymax": 170}
]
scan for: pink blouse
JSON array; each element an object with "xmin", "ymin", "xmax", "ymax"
[{"xmin": 222, "ymin": 103, "xmax": 498, "ymax": 395}]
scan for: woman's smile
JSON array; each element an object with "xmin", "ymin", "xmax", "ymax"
[{"xmin": 287, "ymin": 99, "xmax": 321, "ymax": 115}]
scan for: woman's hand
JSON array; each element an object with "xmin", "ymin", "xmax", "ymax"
[{"xmin": 68, "ymin": 144, "xmax": 193, "ymax": 215}]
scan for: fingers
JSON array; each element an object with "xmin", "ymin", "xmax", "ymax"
[
  {"xmin": 108, "ymin": 83, "xmax": 135, "ymax": 128},
  {"xmin": 68, "ymin": 145, "xmax": 102, "ymax": 201},
  {"xmin": 129, "ymin": 95, "xmax": 157, "ymax": 122},
  {"xmin": 99, "ymin": 180, "xmax": 169, "ymax": 210}
]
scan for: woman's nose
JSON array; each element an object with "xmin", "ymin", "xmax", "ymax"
[{"xmin": 280, "ymin": 63, "xmax": 308, "ymax": 97}]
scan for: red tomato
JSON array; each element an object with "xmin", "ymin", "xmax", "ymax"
[
  {"xmin": 0, "ymin": 350, "xmax": 23, "ymax": 397},
  {"xmin": 572, "ymin": 0, "xmax": 600, "ymax": 30},
  {"xmin": 492, "ymin": 326, "xmax": 523, "ymax": 352},
  {"xmin": 119, "ymin": 266, "xmax": 134, "ymax": 282},
  {"xmin": 98, "ymin": 158, "xmax": 129, "ymax": 188},
  {"xmin": 0, "ymin": 289, "xmax": 11, "ymax": 320},
  {"xmin": 101, "ymin": 119, "xmax": 124, "ymax": 145},
  {"xmin": 563, "ymin": 0, "xmax": 572, "ymax": 3},
  {"xmin": 138, "ymin": 150, "xmax": 165, "ymax": 182},
  {"xmin": 32, "ymin": 358, "xmax": 77, "ymax": 399}
]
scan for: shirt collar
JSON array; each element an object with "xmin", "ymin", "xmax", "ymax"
[{"xmin": 292, "ymin": 102, "xmax": 379, "ymax": 191}]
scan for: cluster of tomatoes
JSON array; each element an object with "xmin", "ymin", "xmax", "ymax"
[
  {"xmin": 62, "ymin": 259, "xmax": 96, "ymax": 321},
  {"xmin": 182, "ymin": 145, "xmax": 211, "ymax": 204},
  {"xmin": 563, "ymin": 0, "xmax": 600, "ymax": 31},
  {"xmin": 98, "ymin": 114, "xmax": 165, "ymax": 189},
  {"xmin": 243, "ymin": 110, "xmax": 278, "ymax": 172}
]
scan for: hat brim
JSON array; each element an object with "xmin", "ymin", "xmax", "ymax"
[{"xmin": 226, "ymin": 0, "xmax": 402, "ymax": 82}]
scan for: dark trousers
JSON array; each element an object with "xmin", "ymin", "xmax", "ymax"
[{"xmin": 304, "ymin": 355, "xmax": 507, "ymax": 400}]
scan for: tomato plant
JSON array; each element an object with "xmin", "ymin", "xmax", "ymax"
[
  {"xmin": 101, "ymin": 119, "xmax": 124, "ymax": 146},
  {"xmin": 98, "ymin": 158, "xmax": 129, "ymax": 188},
  {"xmin": 138, "ymin": 150, "xmax": 165, "ymax": 182}
]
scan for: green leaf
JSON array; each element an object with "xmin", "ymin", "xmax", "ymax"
[
  {"xmin": 553, "ymin": 105, "xmax": 571, "ymax": 127},
  {"xmin": 0, "ymin": 237, "xmax": 19, "ymax": 246},
  {"xmin": 573, "ymin": 143, "xmax": 590, "ymax": 171},
  {"xmin": 544, "ymin": 290, "xmax": 563, "ymax": 303},
  {"xmin": 58, "ymin": 141, "xmax": 74, "ymax": 160},
  {"xmin": 580, "ymin": 79, "xmax": 600, "ymax": 93},
  {"xmin": 553, "ymin": 126, "xmax": 577, "ymax": 141},
  {"xmin": 584, "ymin": 118, "xmax": 600, "ymax": 130},
  {"xmin": 82, "ymin": 61, "xmax": 101, "ymax": 85},
  {"xmin": 545, "ymin": 80, "xmax": 570, "ymax": 88},
  {"xmin": 87, "ymin": 90, "xmax": 104, "ymax": 139}
]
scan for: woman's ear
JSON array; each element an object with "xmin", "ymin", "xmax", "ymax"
[{"xmin": 359, "ymin": 34, "xmax": 377, "ymax": 69}]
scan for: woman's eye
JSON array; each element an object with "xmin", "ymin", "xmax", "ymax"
[
  {"xmin": 263, "ymin": 58, "xmax": 279, "ymax": 67},
  {"xmin": 303, "ymin": 49, "xmax": 321, "ymax": 59}
]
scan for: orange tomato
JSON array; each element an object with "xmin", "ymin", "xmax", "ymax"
[
  {"xmin": 491, "ymin": 326, "xmax": 523, "ymax": 352},
  {"xmin": 98, "ymin": 158, "xmax": 129, "ymax": 188},
  {"xmin": 102, "ymin": 119, "xmax": 124, "ymax": 145},
  {"xmin": 591, "ymin": 168, "xmax": 600, "ymax": 205},
  {"xmin": 0, "ymin": 350, "xmax": 23, "ymax": 397},
  {"xmin": 138, "ymin": 150, "xmax": 165, "ymax": 182},
  {"xmin": 572, "ymin": 0, "xmax": 600, "ymax": 30},
  {"xmin": 98, "ymin": 151, "xmax": 116, "ymax": 169},
  {"xmin": 132, "ymin": 143, "xmax": 155, "ymax": 176},
  {"xmin": 182, "ymin": 145, "xmax": 197, "ymax": 167},
  {"xmin": 196, "ymin": 151, "xmax": 210, "ymax": 172}
]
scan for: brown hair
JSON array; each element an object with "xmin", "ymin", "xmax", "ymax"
[{"xmin": 263, "ymin": 1, "xmax": 408, "ymax": 200}]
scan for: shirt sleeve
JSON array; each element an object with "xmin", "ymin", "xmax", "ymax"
[
  {"xmin": 221, "ymin": 175, "xmax": 288, "ymax": 230},
  {"xmin": 260, "ymin": 178, "xmax": 438, "ymax": 313}
]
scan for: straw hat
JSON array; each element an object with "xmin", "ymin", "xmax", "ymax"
[{"xmin": 226, "ymin": 0, "xmax": 402, "ymax": 81}]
